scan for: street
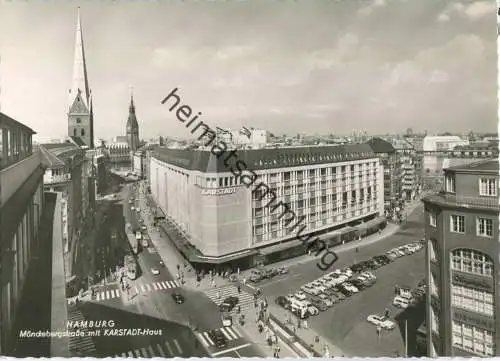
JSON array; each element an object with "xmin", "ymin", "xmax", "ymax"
[
  {"xmin": 259, "ymin": 204, "xmax": 426, "ymax": 357},
  {"xmin": 71, "ymin": 180, "xmax": 264, "ymax": 357}
]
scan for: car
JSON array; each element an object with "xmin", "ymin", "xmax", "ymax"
[
  {"xmin": 294, "ymin": 291, "xmax": 307, "ymax": 301},
  {"xmin": 136, "ymin": 207, "xmax": 141, "ymax": 212},
  {"xmin": 317, "ymin": 294, "xmax": 333, "ymax": 307},
  {"xmin": 338, "ymin": 287, "xmax": 353, "ymax": 297},
  {"xmin": 221, "ymin": 296, "xmax": 239, "ymax": 310},
  {"xmin": 386, "ymin": 251, "xmax": 398, "ymax": 261},
  {"xmin": 171, "ymin": 292, "xmax": 185, "ymax": 304},
  {"xmin": 277, "ymin": 266, "xmax": 289, "ymax": 274},
  {"xmin": 131, "ymin": 206, "xmax": 135, "ymax": 211},
  {"xmin": 141, "ymin": 225, "xmax": 147, "ymax": 231},
  {"xmin": 151, "ymin": 268, "xmax": 160, "ymax": 275},
  {"xmin": 208, "ymin": 330, "xmax": 227, "ymax": 349},
  {"xmin": 275, "ymin": 296, "xmax": 291, "ymax": 309},
  {"xmin": 310, "ymin": 299, "xmax": 328, "ymax": 311},
  {"xmin": 307, "ymin": 305, "xmax": 320, "ymax": 315},
  {"xmin": 332, "ymin": 291, "xmax": 346, "ymax": 301},
  {"xmin": 304, "ymin": 288, "xmax": 321, "ymax": 296},
  {"xmin": 366, "ymin": 314, "xmax": 395, "ymax": 330},
  {"xmin": 343, "ymin": 282, "xmax": 359, "ymax": 293},
  {"xmin": 221, "ymin": 313, "xmax": 232, "ymax": 327},
  {"xmin": 159, "ymin": 261, "xmax": 165, "ymax": 267},
  {"xmin": 393, "ymin": 296, "xmax": 413, "ymax": 309},
  {"xmin": 300, "ymin": 285, "xmax": 312, "ymax": 292},
  {"xmin": 128, "ymin": 200, "xmax": 134, "ymax": 204},
  {"xmin": 142, "ymin": 239, "xmax": 149, "ymax": 248}
]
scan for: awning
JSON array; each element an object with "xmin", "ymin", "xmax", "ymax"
[
  {"xmin": 258, "ymin": 239, "xmax": 304, "ymax": 256},
  {"xmin": 354, "ymin": 216, "xmax": 386, "ymax": 232},
  {"xmin": 317, "ymin": 226, "xmax": 356, "ymax": 241}
]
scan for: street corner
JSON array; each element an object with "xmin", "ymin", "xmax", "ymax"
[{"xmin": 337, "ymin": 319, "xmax": 403, "ymax": 357}]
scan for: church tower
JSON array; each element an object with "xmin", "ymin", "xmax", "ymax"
[
  {"xmin": 67, "ymin": 7, "xmax": 94, "ymax": 148},
  {"xmin": 126, "ymin": 91, "xmax": 140, "ymax": 151}
]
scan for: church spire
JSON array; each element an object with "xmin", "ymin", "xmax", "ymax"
[
  {"xmin": 69, "ymin": 7, "xmax": 90, "ymax": 109},
  {"xmin": 129, "ymin": 86, "xmax": 135, "ymax": 114}
]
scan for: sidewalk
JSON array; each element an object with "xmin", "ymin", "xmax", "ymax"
[{"xmin": 241, "ymin": 197, "xmax": 423, "ymax": 279}]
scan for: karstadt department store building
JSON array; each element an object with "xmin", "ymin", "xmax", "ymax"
[{"xmin": 150, "ymin": 144, "xmax": 385, "ymax": 269}]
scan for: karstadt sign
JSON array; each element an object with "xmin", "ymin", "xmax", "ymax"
[{"xmin": 201, "ymin": 187, "xmax": 237, "ymax": 196}]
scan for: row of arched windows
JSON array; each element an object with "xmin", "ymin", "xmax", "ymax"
[{"xmin": 432, "ymin": 240, "xmax": 494, "ymax": 277}]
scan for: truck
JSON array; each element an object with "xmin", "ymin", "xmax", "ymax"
[{"xmin": 125, "ymin": 255, "xmax": 137, "ymax": 280}]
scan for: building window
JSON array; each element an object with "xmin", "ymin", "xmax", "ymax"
[
  {"xmin": 73, "ymin": 129, "xmax": 77, "ymax": 137},
  {"xmin": 429, "ymin": 212, "xmax": 437, "ymax": 227},
  {"xmin": 452, "ymin": 321, "xmax": 495, "ymax": 356},
  {"xmin": 476, "ymin": 218, "xmax": 493, "ymax": 238},
  {"xmin": 451, "ymin": 249, "xmax": 493, "ymax": 277},
  {"xmin": 76, "ymin": 118, "xmax": 81, "ymax": 124},
  {"xmin": 445, "ymin": 174, "xmax": 456, "ymax": 193},
  {"xmin": 450, "ymin": 215, "xmax": 465, "ymax": 233},
  {"xmin": 81, "ymin": 129, "xmax": 85, "ymax": 136},
  {"xmin": 479, "ymin": 178, "xmax": 496, "ymax": 196},
  {"xmin": 451, "ymin": 284, "xmax": 494, "ymax": 316}
]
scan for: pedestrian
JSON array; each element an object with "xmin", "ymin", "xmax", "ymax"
[
  {"xmin": 385, "ymin": 308, "xmax": 390, "ymax": 319},
  {"xmin": 376, "ymin": 326, "xmax": 381, "ymax": 340},
  {"xmin": 237, "ymin": 267, "xmax": 240, "ymax": 275},
  {"xmin": 254, "ymin": 300, "xmax": 258, "ymax": 308},
  {"xmin": 394, "ymin": 285, "xmax": 399, "ymax": 296},
  {"xmin": 308, "ymin": 250, "xmax": 311, "ymax": 256},
  {"xmin": 216, "ymin": 291, "xmax": 220, "ymax": 299},
  {"xmin": 237, "ymin": 285, "xmax": 241, "ymax": 294},
  {"xmin": 304, "ymin": 319, "xmax": 308, "ymax": 329}
]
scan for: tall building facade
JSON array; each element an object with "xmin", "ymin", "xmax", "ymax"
[
  {"xmin": 39, "ymin": 142, "xmax": 94, "ymax": 276},
  {"xmin": 422, "ymin": 160, "xmax": 499, "ymax": 357},
  {"xmin": 367, "ymin": 138, "xmax": 403, "ymax": 215},
  {"xmin": 150, "ymin": 144, "xmax": 385, "ymax": 269},
  {"xmin": 126, "ymin": 95, "xmax": 140, "ymax": 152},
  {"xmin": 0, "ymin": 113, "xmax": 45, "ymax": 353},
  {"xmin": 67, "ymin": 8, "xmax": 94, "ymax": 149}
]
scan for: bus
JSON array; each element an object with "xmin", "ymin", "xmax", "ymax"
[{"xmin": 125, "ymin": 255, "xmax": 137, "ymax": 280}]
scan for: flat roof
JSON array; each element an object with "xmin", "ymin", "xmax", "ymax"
[
  {"xmin": 446, "ymin": 159, "xmax": 499, "ymax": 173},
  {"xmin": 152, "ymin": 143, "xmax": 376, "ymax": 173},
  {"xmin": 0, "ymin": 112, "xmax": 36, "ymax": 134}
]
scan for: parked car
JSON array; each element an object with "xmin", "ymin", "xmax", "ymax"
[
  {"xmin": 277, "ymin": 266, "xmax": 289, "ymax": 274},
  {"xmin": 275, "ymin": 296, "xmax": 291, "ymax": 309},
  {"xmin": 332, "ymin": 291, "xmax": 346, "ymax": 301},
  {"xmin": 393, "ymin": 295, "xmax": 413, "ymax": 309},
  {"xmin": 310, "ymin": 298, "xmax": 328, "ymax": 311},
  {"xmin": 317, "ymin": 294, "xmax": 334, "ymax": 307},
  {"xmin": 294, "ymin": 292, "xmax": 307, "ymax": 301},
  {"xmin": 307, "ymin": 304, "xmax": 320, "ymax": 315},
  {"xmin": 304, "ymin": 287, "xmax": 321, "ymax": 296},
  {"xmin": 366, "ymin": 314, "xmax": 395, "ymax": 330}
]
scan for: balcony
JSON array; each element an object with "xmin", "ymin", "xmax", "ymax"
[
  {"xmin": 0, "ymin": 152, "xmax": 42, "ymax": 206},
  {"xmin": 424, "ymin": 192, "xmax": 500, "ymax": 211}
]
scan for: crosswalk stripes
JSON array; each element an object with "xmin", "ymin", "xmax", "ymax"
[
  {"xmin": 67, "ymin": 305, "xmax": 96, "ymax": 355},
  {"xmin": 203, "ymin": 285, "xmax": 255, "ymax": 314},
  {"xmin": 66, "ymin": 280, "xmax": 183, "ymax": 304},
  {"xmin": 115, "ymin": 339, "xmax": 183, "ymax": 358},
  {"xmin": 195, "ymin": 326, "xmax": 243, "ymax": 348},
  {"xmin": 132, "ymin": 280, "xmax": 181, "ymax": 295}
]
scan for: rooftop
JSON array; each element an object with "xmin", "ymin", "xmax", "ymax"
[
  {"xmin": 0, "ymin": 112, "xmax": 36, "ymax": 135},
  {"xmin": 446, "ymin": 159, "xmax": 499, "ymax": 173},
  {"xmin": 153, "ymin": 143, "xmax": 376, "ymax": 173},
  {"xmin": 39, "ymin": 143, "xmax": 83, "ymax": 168}
]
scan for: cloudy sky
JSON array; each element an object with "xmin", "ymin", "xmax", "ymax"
[{"xmin": 0, "ymin": 0, "xmax": 496, "ymax": 141}]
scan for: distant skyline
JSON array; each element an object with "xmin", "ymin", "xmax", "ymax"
[{"xmin": 0, "ymin": 0, "xmax": 497, "ymax": 142}]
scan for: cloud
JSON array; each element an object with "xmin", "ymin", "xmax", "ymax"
[
  {"xmin": 358, "ymin": 0, "xmax": 387, "ymax": 16},
  {"xmin": 437, "ymin": 1, "xmax": 495, "ymax": 22}
]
